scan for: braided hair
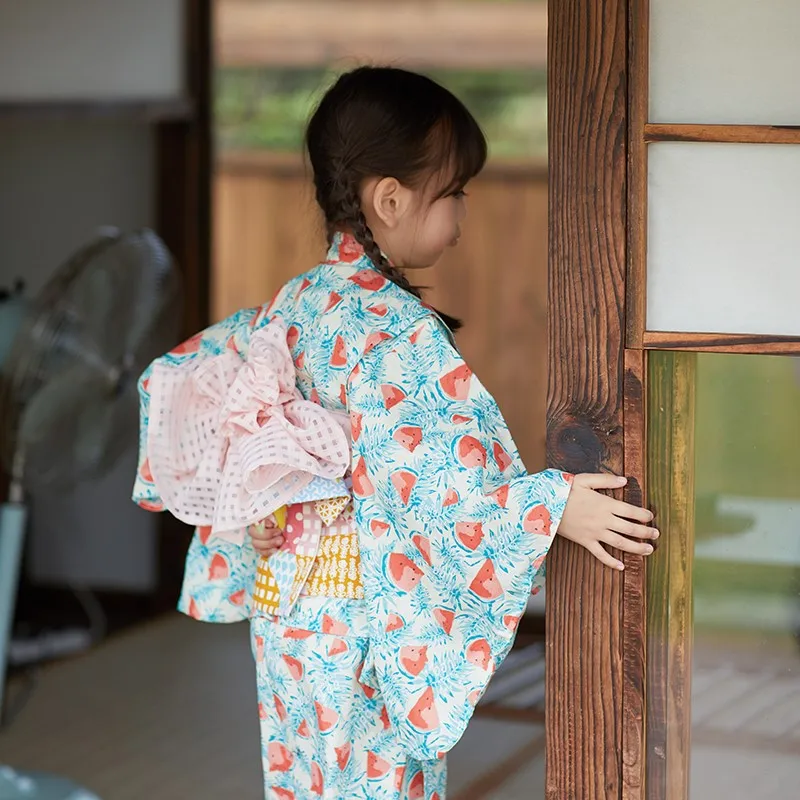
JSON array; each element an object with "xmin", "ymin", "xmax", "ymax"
[{"xmin": 306, "ymin": 67, "xmax": 488, "ymax": 333}]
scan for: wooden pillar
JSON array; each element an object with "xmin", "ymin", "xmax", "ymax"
[{"xmin": 546, "ymin": 0, "xmax": 630, "ymax": 796}]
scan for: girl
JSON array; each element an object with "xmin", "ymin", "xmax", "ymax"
[{"xmin": 133, "ymin": 67, "xmax": 657, "ymax": 800}]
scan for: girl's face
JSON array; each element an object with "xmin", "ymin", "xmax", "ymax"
[
  {"xmin": 402, "ymin": 188, "xmax": 468, "ymax": 269},
  {"xmin": 362, "ymin": 175, "xmax": 470, "ymax": 270}
]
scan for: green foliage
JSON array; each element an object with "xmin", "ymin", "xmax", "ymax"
[{"xmin": 215, "ymin": 66, "xmax": 547, "ymax": 159}]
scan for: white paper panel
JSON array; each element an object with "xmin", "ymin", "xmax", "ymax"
[
  {"xmin": 0, "ymin": 0, "xmax": 184, "ymax": 100},
  {"xmin": 647, "ymin": 143, "xmax": 800, "ymax": 336},
  {"xmin": 650, "ymin": 0, "xmax": 800, "ymax": 124}
]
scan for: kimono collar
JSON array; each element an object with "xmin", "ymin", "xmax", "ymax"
[{"xmin": 326, "ymin": 231, "xmax": 392, "ymax": 267}]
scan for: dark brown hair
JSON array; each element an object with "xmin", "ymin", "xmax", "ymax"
[{"xmin": 305, "ymin": 66, "xmax": 488, "ymax": 332}]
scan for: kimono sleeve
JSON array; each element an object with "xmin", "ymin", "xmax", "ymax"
[{"xmin": 348, "ymin": 317, "xmax": 572, "ymax": 760}]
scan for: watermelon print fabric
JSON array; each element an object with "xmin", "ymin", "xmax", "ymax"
[
  {"xmin": 132, "ymin": 232, "xmax": 572, "ymax": 798},
  {"xmin": 251, "ymin": 597, "xmax": 447, "ymax": 799}
]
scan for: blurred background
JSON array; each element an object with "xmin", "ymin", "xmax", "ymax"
[{"xmin": 0, "ymin": 2, "xmax": 550, "ymax": 798}]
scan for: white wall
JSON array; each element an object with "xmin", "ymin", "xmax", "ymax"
[
  {"xmin": 0, "ymin": 0, "xmax": 184, "ymax": 101},
  {"xmin": 0, "ymin": 0, "xmax": 186, "ymax": 590}
]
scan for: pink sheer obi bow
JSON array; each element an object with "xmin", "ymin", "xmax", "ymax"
[{"xmin": 145, "ymin": 320, "xmax": 351, "ymax": 540}]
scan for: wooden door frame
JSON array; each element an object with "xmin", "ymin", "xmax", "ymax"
[
  {"xmin": 152, "ymin": 0, "xmax": 213, "ymax": 611},
  {"xmin": 547, "ymin": 1, "xmax": 800, "ymax": 798},
  {"xmin": 546, "ymin": 1, "xmax": 641, "ymax": 797}
]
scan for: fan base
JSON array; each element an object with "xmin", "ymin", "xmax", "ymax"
[{"xmin": 0, "ymin": 767, "xmax": 100, "ymax": 799}]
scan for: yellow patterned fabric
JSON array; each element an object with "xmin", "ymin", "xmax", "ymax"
[
  {"xmin": 252, "ymin": 500, "xmax": 360, "ymax": 615},
  {"xmin": 302, "ymin": 533, "xmax": 364, "ymax": 600},
  {"xmin": 315, "ymin": 495, "xmax": 350, "ymax": 526}
]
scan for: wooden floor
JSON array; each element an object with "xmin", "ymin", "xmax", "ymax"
[{"xmin": 2, "ymin": 614, "xmax": 798, "ymax": 799}]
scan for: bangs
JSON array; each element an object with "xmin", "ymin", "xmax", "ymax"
[{"xmin": 424, "ymin": 103, "xmax": 488, "ymax": 198}]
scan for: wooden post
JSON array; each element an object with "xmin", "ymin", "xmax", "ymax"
[
  {"xmin": 546, "ymin": 0, "xmax": 629, "ymax": 796},
  {"xmin": 645, "ymin": 351, "xmax": 696, "ymax": 800}
]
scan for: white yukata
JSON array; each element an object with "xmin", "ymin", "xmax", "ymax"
[{"xmin": 133, "ymin": 232, "xmax": 572, "ymax": 799}]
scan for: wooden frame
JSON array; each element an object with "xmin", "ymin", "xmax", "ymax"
[
  {"xmin": 546, "ymin": 0, "xmax": 629, "ymax": 796},
  {"xmin": 644, "ymin": 351, "xmax": 696, "ymax": 800},
  {"xmin": 624, "ymin": 0, "xmax": 800, "ymax": 355},
  {"xmin": 153, "ymin": 0, "xmax": 213, "ymax": 611},
  {"xmin": 550, "ymin": 0, "xmax": 800, "ymax": 797}
]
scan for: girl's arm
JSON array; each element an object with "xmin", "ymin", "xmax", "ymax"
[{"xmin": 347, "ymin": 316, "xmax": 654, "ymax": 759}]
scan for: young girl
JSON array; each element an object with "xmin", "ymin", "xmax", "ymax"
[{"xmin": 133, "ymin": 67, "xmax": 657, "ymax": 800}]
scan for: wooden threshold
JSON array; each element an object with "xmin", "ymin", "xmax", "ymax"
[
  {"xmin": 0, "ymin": 99, "xmax": 195, "ymax": 122},
  {"xmin": 644, "ymin": 124, "xmax": 800, "ymax": 146},
  {"xmin": 643, "ymin": 331, "xmax": 800, "ymax": 355}
]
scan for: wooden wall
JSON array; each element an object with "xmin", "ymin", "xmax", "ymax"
[{"xmin": 213, "ymin": 152, "xmax": 549, "ymax": 470}]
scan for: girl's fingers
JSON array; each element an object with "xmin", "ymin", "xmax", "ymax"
[
  {"xmin": 601, "ymin": 531, "xmax": 654, "ymax": 556},
  {"xmin": 609, "ymin": 499, "xmax": 654, "ymax": 524},
  {"xmin": 587, "ymin": 542, "xmax": 624, "ymax": 571},
  {"xmin": 608, "ymin": 517, "xmax": 659, "ymax": 540},
  {"xmin": 575, "ymin": 473, "xmax": 628, "ymax": 491}
]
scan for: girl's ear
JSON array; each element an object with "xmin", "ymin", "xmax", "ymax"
[{"xmin": 367, "ymin": 177, "xmax": 414, "ymax": 229}]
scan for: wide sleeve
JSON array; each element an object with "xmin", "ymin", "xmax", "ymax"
[{"xmin": 348, "ymin": 317, "xmax": 572, "ymax": 760}]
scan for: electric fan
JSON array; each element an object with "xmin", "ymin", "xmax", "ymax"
[{"xmin": 0, "ymin": 229, "xmax": 182, "ymax": 799}]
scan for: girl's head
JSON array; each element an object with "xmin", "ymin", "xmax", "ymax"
[{"xmin": 305, "ymin": 66, "xmax": 487, "ymax": 298}]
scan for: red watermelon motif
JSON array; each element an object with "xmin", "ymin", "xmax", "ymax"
[
  {"xmin": 393, "ymin": 426, "xmax": 423, "ymax": 452},
  {"xmin": 407, "ymin": 687, "xmax": 440, "ymax": 731},
  {"xmin": 466, "ymin": 638, "xmax": 492, "ymax": 671},
  {"xmin": 457, "ymin": 436, "xmax": 487, "ymax": 468},
  {"xmin": 399, "ymin": 645, "xmax": 428, "ymax": 677},
  {"xmin": 335, "ymin": 743, "xmax": 352, "ymax": 770},
  {"xmin": 311, "ymin": 762, "xmax": 324, "ymax": 795},
  {"xmin": 330, "ymin": 335, "xmax": 347, "ymax": 367},
  {"xmin": 469, "ymin": 558, "xmax": 504, "ymax": 600},
  {"xmin": 490, "ymin": 484, "xmax": 510, "ymax": 508},
  {"xmin": 433, "ymin": 607, "xmax": 455, "ymax": 635},
  {"xmin": 412, "ymin": 534, "xmax": 432, "ymax": 566},
  {"xmin": 381, "ymin": 384, "xmax": 406, "ymax": 410},
  {"xmin": 443, "ymin": 488, "xmax": 460, "ymax": 507},
  {"xmin": 455, "ymin": 521, "xmax": 484, "ymax": 551},
  {"xmin": 352, "ymin": 457, "xmax": 375, "ymax": 497},
  {"xmin": 493, "ymin": 442, "xmax": 513, "ymax": 472},
  {"xmin": 286, "ymin": 325, "xmax": 301, "ymax": 350},
  {"xmin": 391, "ymin": 470, "xmax": 417, "ymax": 504},
  {"xmin": 208, "ymin": 553, "xmax": 229, "ymax": 580},
  {"xmin": 350, "ymin": 411, "xmax": 363, "ymax": 441},
  {"xmin": 349, "ymin": 270, "xmax": 387, "ymax": 291},
  {"xmin": 439, "ymin": 364, "xmax": 473, "ymax": 400},
  {"xmin": 385, "ymin": 613, "xmax": 405, "ymax": 632},
  {"xmin": 324, "ymin": 291, "xmax": 343, "ymax": 312},
  {"xmin": 281, "ymin": 655, "xmax": 304, "ymax": 681},
  {"xmin": 387, "ymin": 553, "xmax": 424, "ymax": 592},
  {"xmin": 367, "ymin": 752, "xmax": 392, "ymax": 779},
  {"xmin": 524, "ymin": 504, "xmax": 553, "ymax": 535},
  {"xmin": 267, "ymin": 742, "xmax": 293, "ymax": 772},
  {"xmin": 314, "ymin": 701, "xmax": 339, "ymax": 733}
]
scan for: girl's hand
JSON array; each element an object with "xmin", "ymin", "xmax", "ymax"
[
  {"xmin": 248, "ymin": 516, "xmax": 284, "ymax": 557},
  {"xmin": 557, "ymin": 473, "xmax": 658, "ymax": 570}
]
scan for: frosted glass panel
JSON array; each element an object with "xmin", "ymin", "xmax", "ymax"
[
  {"xmin": 0, "ymin": 0, "xmax": 184, "ymax": 100},
  {"xmin": 650, "ymin": 0, "xmax": 800, "ymax": 124},
  {"xmin": 647, "ymin": 143, "xmax": 800, "ymax": 336}
]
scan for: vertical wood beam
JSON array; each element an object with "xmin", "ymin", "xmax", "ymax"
[{"xmin": 546, "ymin": 0, "xmax": 630, "ymax": 796}]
